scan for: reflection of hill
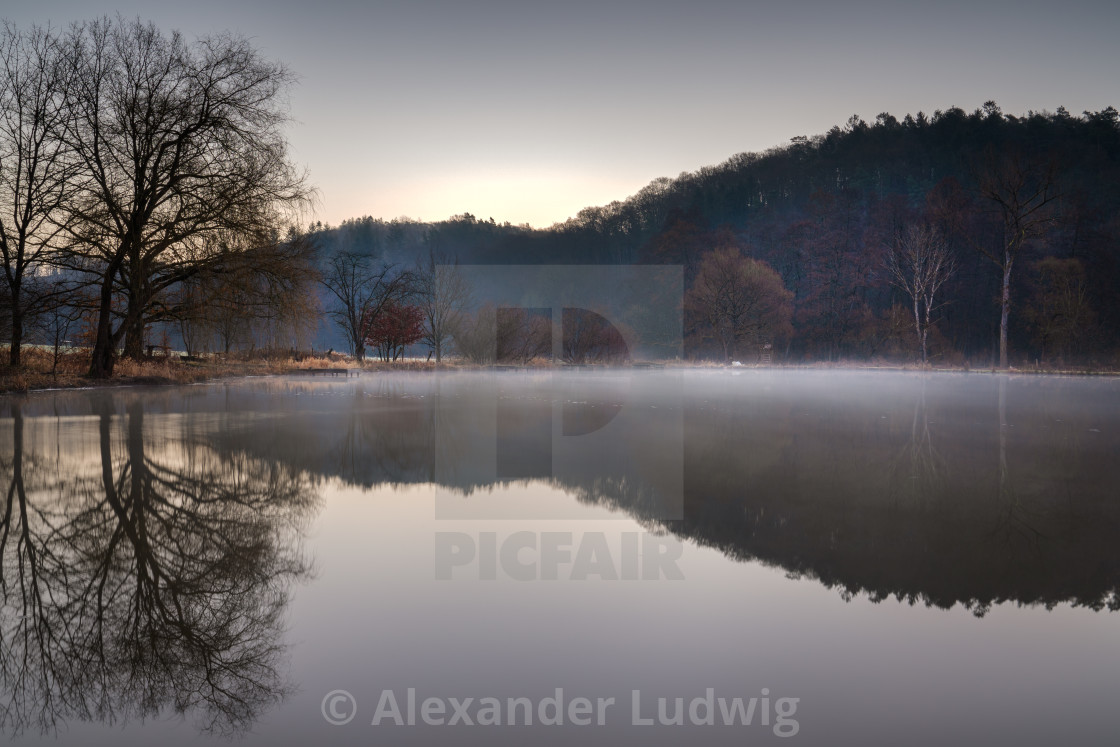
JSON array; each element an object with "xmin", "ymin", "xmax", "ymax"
[
  {"xmin": 8, "ymin": 371, "xmax": 1120, "ymax": 622},
  {"xmin": 308, "ymin": 373, "xmax": 1120, "ymax": 615},
  {"xmin": 630, "ymin": 374, "xmax": 1120, "ymax": 616},
  {"xmin": 184, "ymin": 372, "xmax": 1120, "ymax": 616}
]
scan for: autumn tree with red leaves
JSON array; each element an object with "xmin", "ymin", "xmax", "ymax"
[{"xmin": 365, "ymin": 302, "xmax": 424, "ymax": 361}]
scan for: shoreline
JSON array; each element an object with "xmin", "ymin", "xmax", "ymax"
[{"xmin": 2, "ymin": 357, "xmax": 1118, "ymax": 396}]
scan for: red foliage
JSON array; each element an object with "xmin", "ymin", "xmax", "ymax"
[{"xmin": 365, "ymin": 303, "xmax": 425, "ymax": 360}]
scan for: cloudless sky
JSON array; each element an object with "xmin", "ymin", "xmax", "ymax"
[{"xmin": 4, "ymin": 0, "xmax": 1118, "ymax": 227}]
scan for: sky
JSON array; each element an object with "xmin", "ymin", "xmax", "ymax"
[{"xmin": 3, "ymin": 0, "xmax": 1118, "ymax": 228}]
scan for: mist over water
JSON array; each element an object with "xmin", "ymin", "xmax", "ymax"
[{"xmin": 2, "ymin": 370, "xmax": 1118, "ymax": 745}]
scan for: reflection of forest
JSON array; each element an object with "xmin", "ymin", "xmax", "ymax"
[
  {"xmin": 192, "ymin": 373, "xmax": 1120, "ymax": 616},
  {"xmin": 0, "ymin": 392, "xmax": 316, "ymax": 737},
  {"xmin": 674, "ymin": 374, "xmax": 1120, "ymax": 616},
  {"xmin": 1, "ymin": 369, "xmax": 1116, "ymax": 739}
]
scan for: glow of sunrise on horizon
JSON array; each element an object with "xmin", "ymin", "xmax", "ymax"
[{"xmin": 332, "ymin": 170, "xmax": 647, "ymax": 229}]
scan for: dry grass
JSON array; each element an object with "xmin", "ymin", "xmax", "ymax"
[
  {"xmin": 0, "ymin": 346, "xmax": 367, "ymax": 394},
  {"xmin": 2, "ymin": 346, "xmax": 1116, "ymax": 394},
  {"xmin": 0, "ymin": 345, "xmax": 482, "ymax": 394}
]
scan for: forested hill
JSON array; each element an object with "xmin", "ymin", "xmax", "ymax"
[{"xmin": 311, "ymin": 104, "xmax": 1120, "ymax": 364}]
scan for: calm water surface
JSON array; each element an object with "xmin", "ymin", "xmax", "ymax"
[{"xmin": 1, "ymin": 370, "xmax": 1118, "ymax": 746}]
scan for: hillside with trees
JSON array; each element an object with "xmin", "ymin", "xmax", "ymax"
[{"xmin": 307, "ymin": 104, "xmax": 1120, "ymax": 366}]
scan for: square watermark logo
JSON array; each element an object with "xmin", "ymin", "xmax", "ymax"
[{"xmin": 433, "ymin": 265, "xmax": 683, "ymax": 521}]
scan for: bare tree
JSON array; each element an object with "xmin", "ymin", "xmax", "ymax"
[
  {"xmin": 0, "ymin": 23, "xmax": 74, "ymax": 366},
  {"xmin": 174, "ymin": 229, "xmax": 321, "ymax": 356},
  {"xmin": 174, "ymin": 276, "xmax": 211, "ymax": 357},
  {"xmin": 320, "ymin": 251, "xmax": 411, "ymax": 362},
  {"xmin": 453, "ymin": 303, "xmax": 496, "ymax": 364},
  {"xmin": 884, "ymin": 224, "xmax": 956, "ymax": 365},
  {"xmin": 562, "ymin": 308, "xmax": 629, "ymax": 364},
  {"xmin": 415, "ymin": 252, "xmax": 470, "ymax": 362},
  {"xmin": 685, "ymin": 247, "xmax": 793, "ymax": 362},
  {"xmin": 496, "ymin": 307, "xmax": 551, "ymax": 363},
  {"xmin": 33, "ymin": 297, "xmax": 82, "ymax": 374},
  {"xmin": 252, "ymin": 255, "xmax": 323, "ymax": 353},
  {"xmin": 1025, "ymin": 256, "xmax": 1095, "ymax": 363},
  {"xmin": 56, "ymin": 17, "xmax": 312, "ymax": 377},
  {"xmin": 974, "ymin": 149, "xmax": 1060, "ymax": 368},
  {"xmin": 446, "ymin": 306, "xmax": 550, "ymax": 365}
]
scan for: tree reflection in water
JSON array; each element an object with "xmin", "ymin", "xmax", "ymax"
[
  {"xmin": 210, "ymin": 373, "xmax": 1120, "ymax": 618},
  {"xmin": 657, "ymin": 374, "xmax": 1120, "ymax": 617},
  {"xmin": 4, "ymin": 372, "xmax": 1115, "ymax": 737},
  {"xmin": 0, "ymin": 392, "xmax": 317, "ymax": 737}
]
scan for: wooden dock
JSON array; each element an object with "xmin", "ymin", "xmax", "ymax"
[{"xmin": 297, "ymin": 368, "xmax": 359, "ymax": 377}]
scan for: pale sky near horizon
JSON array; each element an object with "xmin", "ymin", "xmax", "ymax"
[{"xmin": 3, "ymin": 0, "xmax": 1118, "ymax": 228}]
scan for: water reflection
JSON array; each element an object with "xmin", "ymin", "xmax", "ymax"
[
  {"xmin": 2, "ymin": 371, "xmax": 1118, "ymax": 741},
  {"xmin": 886, "ymin": 375, "xmax": 947, "ymax": 508},
  {"xmin": 669, "ymin": 373, "xmax": 1120, "ymax": 616},
  {"xmin": 0, "ymin": 393, "xmax": 316, "ymax": 737},
  {"xmin": 191, "ymin": 371, "xmax": 1120, "ymax": 615}
]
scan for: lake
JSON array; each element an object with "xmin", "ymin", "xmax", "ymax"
[{"xmin": 1, "ymin": 369, "xmax": 1118, "ymax": 746}]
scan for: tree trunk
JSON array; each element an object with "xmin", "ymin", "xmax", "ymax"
[
  {"xmin": 122, "ymin": 310, "xmax": 146, "ymax": 360},
  {"xmin": 88, "ymin": 273, "xmax": 119, "ymax": 378},
  {"xmin": 922, "ymin": 295, "xmax": 936, "ymax": 368},
  {"xmin": 52, "ymin": 325, "xmax": 62, "ymax": 375},
  {"xmin": 912, "ymin": 295, "xmax": 923, "ymax": 365},
  {"xmin": 122, "ymin": 252, "xmax": 146, "ymax": 360},
  {"xmin": 999, "ymin": 252, "xmax": 1013, "ymax": 369},
  {"xmin": 8, "ymin": 298, "xmax": 22, "ymax": 367}
]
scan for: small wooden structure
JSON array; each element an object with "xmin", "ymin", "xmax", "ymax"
[
  {"xmin": 302, "ymin": 368, "xmax": 359, "ymax": 378},
  {"xmin": 759, "ymin": 342, "xmax": 773, "ymax": 366}
]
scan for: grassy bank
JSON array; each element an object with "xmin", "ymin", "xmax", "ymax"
[
  {"xmin": 0, "ymin": 347, "xmax": 359, "ymax": 394},
  {"xmin": 2, "ymin": 347, "xmax": 1117, "ymax": 395}
]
